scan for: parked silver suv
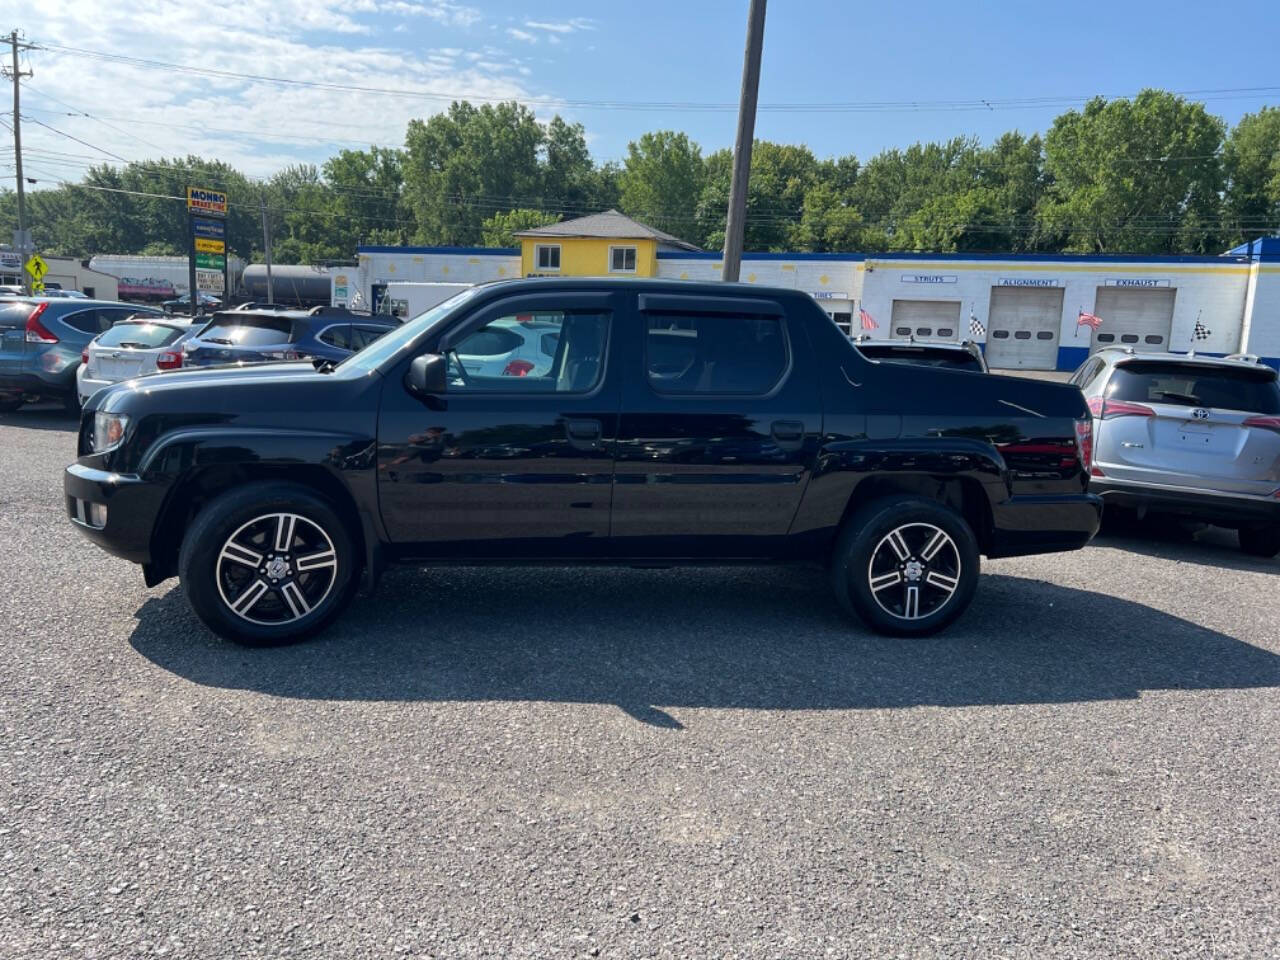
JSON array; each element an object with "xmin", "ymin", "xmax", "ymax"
[{"xmin": 1070, "ymin": 348, "xmax": 1280, "ymax": 556}]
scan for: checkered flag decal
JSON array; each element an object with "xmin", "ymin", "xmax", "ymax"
[
  {"xmin": 969, "ymin": 314, "xmax": 985, "ymax": 338},
  {"xmin": 1193, "ymin": 318, "xmax": 1212, "ymax": 341}
]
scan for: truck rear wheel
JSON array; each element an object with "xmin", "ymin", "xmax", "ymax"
[
  {"xmin": 831, "ymin": 496, "xmax": 980, "ymax": 636},
  {"xmin": 178, "ymin": 482, "xmax": 358, "ymax": 646}
]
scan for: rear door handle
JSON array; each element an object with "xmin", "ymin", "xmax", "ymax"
[
  {"xmin": 771, "ymin": 420, "xmax": 804, "ymax": 443},
  {"xmin": 565, "ymin": 418, "xmax": 603, "ymax": 450}
]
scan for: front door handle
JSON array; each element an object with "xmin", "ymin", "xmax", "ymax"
[
  {"xmin": 565, "ymin": 418, "xmax": 603, "ymax": 450},
  {"xmin": 770, "ymin": 420, "xmax": 804, "ymax": 443}
]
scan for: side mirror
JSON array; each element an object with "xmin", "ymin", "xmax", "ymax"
[{"xmin": 407, "ymin": 353, "xmax": 448, "ymax": 396}]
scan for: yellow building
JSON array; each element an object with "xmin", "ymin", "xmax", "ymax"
[{"xmin": 515, "ymin": 209, "xmax": 702, "ymax": 278}]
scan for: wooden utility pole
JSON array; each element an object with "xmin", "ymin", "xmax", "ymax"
[
  {"xmin": 6, "ymin": 31, "xmax": 33, "ymax": 294},
  {"xmin": 721, "ymin": 0, "xmax": 766, "ymax": 283}
]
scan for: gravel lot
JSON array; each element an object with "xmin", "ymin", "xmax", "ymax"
[{"xmin": 1, "ymin": 405, "xmax": 1277, "ymax": 959}]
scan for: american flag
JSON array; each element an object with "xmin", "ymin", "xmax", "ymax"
[
  {"xmin": 1193, "ymin": 318, "xmax": 1212, "ymax": 341},
  {"xmin": 859, "ymin": 307, "xmax": 878, "ymax": 331},
  {"xmin": 969, "ymin": 314, "xmax": 986, "ymax": 338},
  {"xmin": 1077, "ymin": 310, "xmax": 1104, "ymax": 330}
]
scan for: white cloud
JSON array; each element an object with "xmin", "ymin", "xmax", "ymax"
[
  {"xmin": 524, "ymin": 18, "xmax": 596, "ymax": 34},
  {"xmin": 506, "ymin": 28, "xmax": 538, "ymax": 44},
  {"xmin": 21, "ymin": 0, "xmax": 556, "ymax": 181}
]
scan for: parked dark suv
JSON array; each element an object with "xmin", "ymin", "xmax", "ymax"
[
  {"xmin": 66, "ymin": 278, "xmax": 1100, "ymax": 646},
  {"xmin": 182, "ymin": 306, "xmax": 397, "ymax": 367},
  {"xmin": 0, "ymin": 298, "xmax": 164, "ymax": 411}
]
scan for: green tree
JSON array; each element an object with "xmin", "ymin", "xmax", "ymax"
[
  {"xmin": 618, "ymin": 130, "xmax": 705, "ymax": 238},
  {"xmin": 697, "ymin": 141, "xmax": 822, "ymax": 251},
  {"xmin": 403, "ymin": 101, "xmax": 544, "ymax": 246},
  {"xmin": 1223, "ymin": 107, "xmax": 1280, "ymax": 245},
  {"xmin": 481, "ymin": 208, "xmax": 559, "ymax": 247},
  {"xmin": 1038, "ymin": 90, "xmax": 1226, "ymax": 253}
]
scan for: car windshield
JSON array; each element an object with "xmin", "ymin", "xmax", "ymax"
[
  {"xmin": 857, "ymin": 345, "xmax": 984, "ymax": 371},
  {"xmin": 339, "ymin": 286, "xmax": 481, "ymax": 372},
  {"xmin": 195, "ymin": 314, "xmax": 294, "ymax": 347},
  {"xmin": 1107, "ymin": 361, "xmax": 1280, "ymax": 414},
  {"xmin": 96, "ymin": 322, "xmax": 186, "ymax": 349}
]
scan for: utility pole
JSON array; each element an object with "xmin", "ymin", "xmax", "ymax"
[
  {"xmin": 259, "ymin": 193, "xmax": 274, "ymax": 304},
  {"xmin": 6, "ymin": 30, "xmax": 33, "ymax": 295},
  {"xmin": 721, "ymin": 0, "xmax": 766, "ymax": 283}
]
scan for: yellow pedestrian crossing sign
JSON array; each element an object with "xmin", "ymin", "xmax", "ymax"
[{"xmin": 25, "ymin": 254, "xmax": 47, "ymax": 281}]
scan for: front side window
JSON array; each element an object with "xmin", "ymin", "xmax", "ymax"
[
  {"xmin": 535, "ymin": 245, "xmax": 561, "ymax": 271},
  {"xmin": 609, "ymin": 246, "xmax": 637, "ymax": 273},
  {"xmin": 645, "ymin": 312, "xmax": 788, "ymax": 395},
  {"xmin": 445, "ymin": 310, "xmax": 609, "ymax": 393}
]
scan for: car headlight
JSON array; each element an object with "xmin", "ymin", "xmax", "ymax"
[{"xmin": 91, "ymin": 411, "xmax": 131, "ymax": 453}]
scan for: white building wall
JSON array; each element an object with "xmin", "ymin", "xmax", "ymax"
[{"xmin": 362, "ymin": 245, "xmax": 1270, "ymax": 370}]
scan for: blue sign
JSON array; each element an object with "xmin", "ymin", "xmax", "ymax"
[{"xmin": 192, "ymin": 217, "xmax": 225, "ymax": 240}]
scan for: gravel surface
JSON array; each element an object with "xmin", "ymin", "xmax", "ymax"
[{"xmin": 1, "ymin": 405, "xmax": 1277, "ymax": 959}]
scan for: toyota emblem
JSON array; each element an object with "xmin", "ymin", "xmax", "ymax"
[{"xmin": 1192, "ymin": 408, "xmax": 1209, "ymax": 420}]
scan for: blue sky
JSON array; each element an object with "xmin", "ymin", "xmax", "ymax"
[{"xmin": 14, "ymin": 0, "xmax": 1280, "ymax": 181}]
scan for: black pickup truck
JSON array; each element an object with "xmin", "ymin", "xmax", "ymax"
[{"xmin": 65, "ymin": 278, "xmax": 1101, "ymax": 645}]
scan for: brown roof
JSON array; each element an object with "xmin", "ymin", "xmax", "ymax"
[{"xmin": 514, "ymin": 209, "xmax": 701, "ymax": 251}]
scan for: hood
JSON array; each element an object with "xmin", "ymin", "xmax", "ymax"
[{"xmin": 93, "ymin": 361, "xmax": 323, "ymax": 410}]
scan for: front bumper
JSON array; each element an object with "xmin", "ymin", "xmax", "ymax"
[
  {"xmin": 1090, "ymin": 477, "xmax": 1280, "ymax": 528},
  {"xmin": 987, "ymin": 492, "xmax": 1103, "ymax": 558},
  {"xmin": 64, "ymin": 462, "xmax": 167, "ymax": 564}
]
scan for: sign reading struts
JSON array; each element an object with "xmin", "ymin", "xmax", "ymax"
[{"xmin": 187, "ymin": 185, "xmax": 228, "ymax": 309}]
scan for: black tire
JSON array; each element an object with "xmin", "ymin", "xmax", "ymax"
[
  {"xmin": 1239, "ymin": 524, "xmax": 1280, "ymax": 559},
  {"xmin": 830, "ymin": 496, "xmax": 980, "ymax": 637},
  {"xmin": 0, "ymin": 394, "xmax": 22, "ymax": 413},
  {"xmin": 178, "ymin": 482, "xmax": 359, "ymax": 645}
]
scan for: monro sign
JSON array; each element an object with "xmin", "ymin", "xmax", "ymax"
[{"xmin": 187, "ymin": 187, "xmax": 228, "ymax": 216}]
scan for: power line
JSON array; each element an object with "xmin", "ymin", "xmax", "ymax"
[{"xmin": 29, "ymin": 39, "xmax": 1280, "ymax": 115}]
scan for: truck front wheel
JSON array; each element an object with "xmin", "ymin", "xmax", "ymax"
[
  {"xmin": 831, "ymin": 496, "xmax": 980, "ymax": 636},
  {"xmin": 178, "ymin": 482, "xmax": 359, "ymax": 646}
]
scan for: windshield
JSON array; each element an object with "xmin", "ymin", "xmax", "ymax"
[
  {"xmin": 339, "ymin": 286, "xmax": 481, "ymax": 372},
  {"xmin": 1108, "ymin": 361, "xmax": 1280, "ymax": 414},
  {"xmin": 96, "ymin": 322, "xmax": 186, "ymax": 349}
]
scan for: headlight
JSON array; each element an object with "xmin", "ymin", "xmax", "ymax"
[{"xmin": 91, "ymin": 412, "xmax": 131, "ymax": 453}]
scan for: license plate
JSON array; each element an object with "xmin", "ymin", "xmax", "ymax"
[{"xmin": 100, "ymin": 359, "xmax": 144, "ymax": 378}]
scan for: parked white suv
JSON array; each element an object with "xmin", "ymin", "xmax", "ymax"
[
  {"xmin": 77, "ymin": 317, "xmax": 197, "ymax": 405},
  {"xmin": 1070, "ymin": 348, "xmax": 1280, "ymax": 556}
]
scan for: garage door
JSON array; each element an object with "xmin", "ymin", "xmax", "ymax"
[
  {"xmin": 890, "ymin": 300, "xmax": 961, "ymax": 340},
  {"xmin": 984, "ymin": 287, "xmax": 1064, "ymax": 370},
  {"xmin": 1090, "ymin": 287, "xmax": 1175, "ymax": 354}
]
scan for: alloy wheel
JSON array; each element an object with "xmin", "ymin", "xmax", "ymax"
[
  {"xmin": 866, "ymin": 522, "xmax": 962, "ymax": 621},
  {"xmin": 215, "ymin": 513, "xmax": 338, "ymax": 625}
]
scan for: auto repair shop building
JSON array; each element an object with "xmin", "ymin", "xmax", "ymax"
[{"xmin": 355, "ymin": 227, "xmax": 1280, "ymax": 371}]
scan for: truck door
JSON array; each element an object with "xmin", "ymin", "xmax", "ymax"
[
  {"xmin": 375, "ymin": 290, "xmax": 623, "ymax": 559},
  {"xmin": 611, "ymin": 293, "xmax": 823, "ymax": 559}
]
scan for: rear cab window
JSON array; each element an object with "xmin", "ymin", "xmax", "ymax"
[
  {"xmin": 196, "ymin": 313, "xmax": 294, "ymax": 346},
  {"xmin": 96, "ymin": 322, "xmax": 186, "ymax": 349},
  {"xmin": 646, "ymin": 312, "xmax": 788, "ymax": 394},
  {"xmin": 857, "ymin": 345, "xmax": 984, "ymax": 372},
  {"xmin": 1108, "ymin": 361, "xmax": 1280, "ymax": 414}
]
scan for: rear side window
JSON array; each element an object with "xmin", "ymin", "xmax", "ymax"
[
  {"xmin": 318, "ymin": 325, "xmax": 351, "ymax": 350},
  {"xmin": 350, "ymin": 326, "xmax": 388, "ymax": 350},
  {"xmin": 197, "ymin": 314, "xmax": 293, "ymax": 346},
  {"xmin": 61, "ymin": 309, "xmax": 106, "ymax": 334},
  {"xmin": 1108, "ymin": 362, "xmax": 1280, "ymax": 414},
  {"xmin": 646, "ymin": 313, "xmax": 788, "ymax": 395},
  {"xmin": 96, "ymin": 323, "xmax": 185, "ymax": 349}
]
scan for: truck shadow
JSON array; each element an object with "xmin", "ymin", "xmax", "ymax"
[
  {"xmin": 0, "ymin": 404, "xmax": 79, "ymax": 433},
  {"xmin": 1092, "ymin": 523, "xmax": 1278, "ymax": 574},
  {"xmin": 129, "ymin": 568, "xmax": 1280, "ymax": 725}
]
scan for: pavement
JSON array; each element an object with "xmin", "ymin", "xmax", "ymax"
[{"xmin": 1, "ymin": 404, "xmax": 1277, "ymax": 959}]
